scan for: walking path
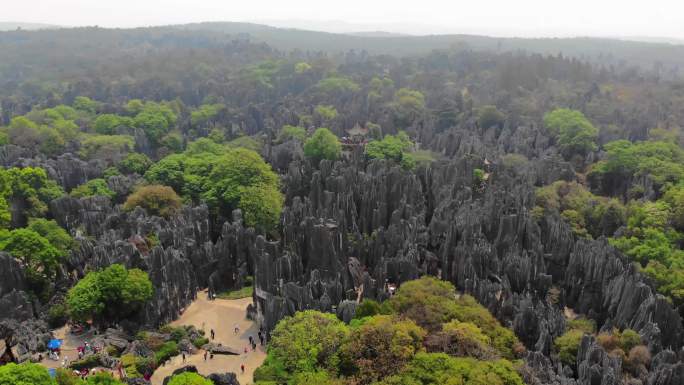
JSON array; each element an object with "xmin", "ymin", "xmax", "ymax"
[{"xmin": 150, "ymin": 293, "xmax": 265, "ymax": 385}]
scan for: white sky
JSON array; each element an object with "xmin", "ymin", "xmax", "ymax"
[{"xmin": 3, "ymin": 0, "xmax": 684, "ymax": 39}]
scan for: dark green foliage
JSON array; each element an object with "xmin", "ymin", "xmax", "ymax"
[
  {"xmin": 303, "ymin": 128, "xmax": 341, "ymax": 162},
  {"xmin": 71, "ymin": 179, "xmax": 115, "ymax": 199},
  {"xmin": 118, "ymin": 153, "xmax": 153, "ymax": 175},
  {"xmin": 477, "ymin": 105, "xmax": 505, "ymax": 128},
  {"xmin": 0, "ymin": 227, "xmax": 64, "ymax": 287},
  {"xmin": 554, "ymin": 329, "xmax": 584, "ymax": 366},
  {"xmin": 155, "ymin": 341, "xmax": 180, "ymax": 364},
  {"xmin": 66, "ymin": 264, "xmax": 153, "ymax": 323}
]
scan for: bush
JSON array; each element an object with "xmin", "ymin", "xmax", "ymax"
[
  {"xmin": 123, "ymin": 185, "xmax": 182, "ymax": 218},
  {"xmin": 269, "ymin": 310, "xmax": 349, "ymax": 374},
  {"xmin": 192, "ymin": 337, "xmax": 209, "ymax": 348},
  {"xmin": 354, "ymin": 299, "xmax": 382, "ymax": 319},
  {"xmin": 626, "ymin": 345, "xmax": 651, "ymax": 374},
  {"xmin": 0, "ymin": 362, "xmax": 54, "ymax": 385},
  {"xmin": 66, "ymin": 264, "xmax": 153, "ymax": 323},
  {"xmin": 71, "ymin": 179, "xmax": 115, "ymax": 199},
  {"xmin": 118, "ymin": 153, "xmax": 153, "ymax": 175},
  {"xmin": 303, "ymin": 128, "xmax": 341, "ymax": 162},
  {"xmin": 554, "ymin": 329, "xmax": 584, "ymax": 366},
  {"xmin": 167, "ymin": 372, "xmax": 212, "ymax": 385},
  {"xmin": 277, "ymin": 125, "xmax": 307, "ymax": 143},
  {"xmin": 48, "ymin": 302, "xmax": 69, "ymax": 327},
  {"xmin": 154, "ymin": 341, "xmax": 179, "ymax": 365},
  {"xmin": 341, "ymin": 315, "xmax": 426, "ymax": 383}
]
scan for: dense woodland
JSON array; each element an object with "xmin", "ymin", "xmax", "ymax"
[{"xmin": 1, "ymin": 23, "xmax": 684, "ymax": 385}]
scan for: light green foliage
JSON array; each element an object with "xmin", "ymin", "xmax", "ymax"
[
  {"xmin": 567, "ymin": 318, "xmax": 595, "ymax": 334},
  {"xmin": 161, "ymin": 132, "xmax": 184, "ymax": 152},
  {"xmin": 392, "ymin": 88, "xmax": 425, "ymax": 127},
  {"xmin": 79, "ymin": 134, "xmax": 135, "ymax": 161},
  {"xmin": 66, "ymin": 264, "xmax": 153, "ymax": 322},
  {"xmin": 131, "ymin": 101, "xmax": 177, "ymax": 146},
  {"xmin": 4, "ymin": 112, "xmax": 79, "ymax": 156},
  {"xmin": 0, "ymin": 228, "xmax": 64, "ymax": 285},
  {"xmin": 442, "ymin": 320, "xmax": 491, "ymax": 346},
  {"xmin": 190, "ymin": 104, "xmax": 224, "ymax": 127},
  {"xmin": 118, "ymin": 153, "xmax": 153, "ymax": 175},
  {"xmin": 303, "ymin": 128, "xmax": 341, "ymax": 162},
  {"xmin": 365, "ymin": 131, "xmax": 413, "ymax": 164},
  {"xmin": 478, "ymin": 105, "xmax": 505, "ymax": 128},
  {"xmin": 237, "ymin": 184, "xmax": 284, "ymax": 233},
  {"xmin": 315, "ymin": 105, "xmax": 338, "ymax": 121},
  {"xmin": 388, "ymin": 277, "xmax": 519, "ymax": 358},
  {"xmin": 641, "ymin": 261, "xmax": 684, "ymax": 305},
  {"xmin": 294, "ymin": 62, "xmax": 312, "ymax": 74},
  {"xmin": 226, "ymin": 135, "xmax": 263, "ymax": 152},
  {"xmin": 167, "ymin": 372, "xmax": 212, "ymax": 385},
  {"xmin": 277, "ymin": 125, "xmax": 307, "ymax": 143},
  {"xmin": 27, "ymin": 218, "xmax": 74, "ymax": 255},
  {"xmin": 71, "ymin": 179, "xmax": 115, "ymax": 199},
  {"xmin": 554, "ymin": 329, "xmax": 584, "ymax": 366},
  {"xmin": 123, "ymin": 185, "xmax": 182, "ymax": 218},
  {"xmin": 609, "ymin": 200, "xmax": 683, "ymax": 267},
  {"xmin": 55, "ymin": 369, "xmax": 125, "ymax": 385},
  {"xmin": 73, "ymin": 96, "xmax": 99, "ymax": 113},
  {"xmin": 341, "ymin": 315, "xmax": 426, "ymax": 383},
  {"xmin": 380, "ymin": 353, "xmax": 524, "ymax": 385},
  {"xmin": 93, "ymin": 114, "xmax": 133, "ymax": 135},
  {"xmin": 663, "ymin": 184, "xmax": 684, "ymax": 231},
  {"xmin": 316, "ymin": 76, "xmax": 360, "ymax": 94},
  {"xmin": 591, "ymin": 140, "xmax": 684, "ymax": 193},
  {"xmin": 269, "ymin": 310, "xmax": 350, "ymax": 374},
  {"xmin": 543, "ymin": 108, "xmax": 598, "ymax": 157},
  {"xmin": 0, "ymin": 363, "xmax": 55, "ymax": 385},
  {"xmin": 146, "ymin": 143, "xmax": 281, "ymax": 230},
  {"xmin": 0, "ymin": 166, "xmax": 64, "ymax": 224}
]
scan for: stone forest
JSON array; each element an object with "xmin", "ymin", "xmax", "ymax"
[{"xmin": 1, "ymin": 21, "xmax": 684, "ymax": 385}]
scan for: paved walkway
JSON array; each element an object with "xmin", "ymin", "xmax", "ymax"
[{"xmin": 150, "ymin": 293, "xmax": 265, "ymax": 385}]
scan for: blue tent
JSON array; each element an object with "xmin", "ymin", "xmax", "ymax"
[{"xmin": 47, "ymin": 339, "xmax": 62, "ymax": 350}]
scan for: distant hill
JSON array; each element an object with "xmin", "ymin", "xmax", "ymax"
[
  {"xmin": 177, "ymin": 22, "xmax": 684, "ymax": 73},
  {"xmin": 346, "ymin": 31, "xmax": 410, "ymax": 38},
  {"xmin": 0, "ymin": 22, "xmax": 61, "ymax": 31}
]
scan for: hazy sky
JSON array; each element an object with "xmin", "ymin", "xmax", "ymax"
[{"xmin": 4, "ymin": 0, "xmax": 684, "ymax": 38}]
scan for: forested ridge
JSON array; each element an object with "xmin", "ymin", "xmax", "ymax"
[{"xmin": 0, "ymin": 23, "xmax": 684, "ymax": 385}]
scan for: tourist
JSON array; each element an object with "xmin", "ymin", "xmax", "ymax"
[
  {"xmin": 234, "ymin": 323, "xmax": 239, "ymax": 334},
  {"xmin": 248, "ymin": 335, "xmax": 253, "ymax": 344},
  {"xmin": 182, "ymin": 352, "xmax": 186, "ymax": 363},
  {"xmin": 210, "ymin": 329, "xmax": 215, "ymax": 340},
  {"xmin": 204, "ymin": 351, "xmax": 207, "ymax": 361},
  {"xmin": 240, "ymin": 364, "xmax": 245, "ymax": 374},
  {"xmin": 210, "ymin": 352, "xmax": 214, "ymax": 360}
]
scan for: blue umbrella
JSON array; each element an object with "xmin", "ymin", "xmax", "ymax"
[
  {"xmin": 48, "ymin": 368, "xmax": 56, "ymax": 378},
  {"xmin": 47, "ymin": 339, "xmax": 62, "ymax": 350}
]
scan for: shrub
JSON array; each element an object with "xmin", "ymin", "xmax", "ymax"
[
  {"xmin": 118, "ymin": 153, "xmax": 153, "ymax": 175},
  {"xmin": 0, "ymin": 362, "xmax": 54, "ymax": 385},
  {"xmin": 192, "ymin": 337, "xmax": 209, "ymax": 348},
  {"xmin": 303, "ymin": 128, "xmax": 341, "ymax": 162},
  {"xmin": 71, "ymin": 179, "xmax": 115, "ymax": 199},
  {"xmin": 626, "ymin": 345, "xmax": 651, "ymax": 373},
  {"xmin": 154, "ymin": 341, "xmax": 179, "ymax": 365},
  {"xmin": 354, "ymin": 299, "xmax": 382, "ymax": 319},
  {"xmin": 123, "ymin": 185, "xmax": 182, "ymax": 218},
  {"xmin": 167, "ymin": 372, "xmax": 212, "ymax": 385},
  {"xmin": 554, "ymin": 329, "xmax": 584, "ymax": 366}
]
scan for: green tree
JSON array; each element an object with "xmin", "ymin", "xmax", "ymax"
[
  {"xmin": 27, "ymin": 218, "xmax": 75, "ymax": 255},
  {"xmin": 365, "ymin": 132, "xmax": 413, "ymax": 162},
  {"xmin": 554, "ymin": 329, "xmax": 584, "ymax": 366},
  {"xmin": 71, "ymin": 179, "xmax": 115, "ymax": 199},
  {"xmin": 237, "ymin": 184, "xmax": 283, "ymax": 232},
  {"xmin": 79, "ymin": 134, "xmax": 135, "ymax": 162},
  {"xmin": 118, "ymin": 153, "xmax": 153, "ymax": 175},
  {"xmin": 167, "ymin": 372, "xmax": 212, "ymax": 385},
  {"xmin": 0, "ymin": 363, "xmax": 55, "ymax": 385},
  {"xmin": 543, "ymin": 108, "xmax": 598, "ymax": 158},
  {"xmin": 73, "ymin": 96, "xmax": 99, "ymax": 113},
  {"xmin": 277, "ymin": 125, "xmax": 307, "ymax": 143},
  {"xmin": 123, "ymin": 185, "xmax": 182, "ymax": 218},
  {"xmin": 268, "ymin": 310, "xmax": 350, "ymax": 374},
  {"xmin": 341, "ymin": 315, "xmax": 426, "ymax": 383},
  {"xmin": 477, "ymin": 105, "xmax": 505, "ymax": 129},
  {"xmin": 93, "ymin": 114, "xmax": 132, "ymax": 135},
  {"xmin": 304, "ymin": 128, "xmax": 341, "ymax": 162},
  {"xmin": 0, "ymin": 228, "xmax": 64, "ymax": 284},
  {"xmin": 66, "ymin": 264, "xmax": 153, "ymax": 323}
]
